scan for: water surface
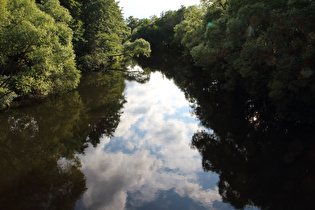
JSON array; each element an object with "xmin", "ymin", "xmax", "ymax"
[
  {"xmin": 4, "ymin": 60, "xmax": 312, "ymax": 209},
  {"xmin": 1, "ymin": 68, "xmax": 252, "ymax": 209},
  {"xmin": 75, "ymin": 71, "xmax": 226, "ymax": 209}
]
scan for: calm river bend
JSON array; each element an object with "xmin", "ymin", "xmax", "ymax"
[
  {"xmin": 1, "ymin": 58, "xmax": 314, "ymax": 209},
  {"xmin": 0, "ymin": 64, "xmax": 256, "ymax": 210},
  {"xmin": 75, "ymin": 70, "xmax": 230, "ymax": 210}
]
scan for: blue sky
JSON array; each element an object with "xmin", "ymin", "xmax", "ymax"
[
  {"xmin": 118, "ymin": 0, "xmax": 201, "ymax": 19},
  {"xmin": 76, "ymin": 71, "xmax": 223, "ymax": 209}
]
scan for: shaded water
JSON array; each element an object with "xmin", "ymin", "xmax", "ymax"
[
  {"xmin": 75, "ymin": 71, "xmax": 226, "ymax": 209},
  {"xmin": 0, "ymin": 71, "xmax": 126, "ymax": 209},
  {"xmin": 0, "ymin": 58, "xmax": 314, "ymax": 209},
  {"xmin": 0, "ymin": 68, "xmax": 237, "ymax": 209}
]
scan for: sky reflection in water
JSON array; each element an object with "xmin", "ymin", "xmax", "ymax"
[{"xmin": 76, "ymin": 71, "xmax": 225, "ymax": 210}]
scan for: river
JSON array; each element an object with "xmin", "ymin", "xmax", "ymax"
[
  {"xmin": 0, "ymin": 57, "xmax": 314, "ymax": 209},
  {"xmin": 75, "ymin": 71, "xmax": 228, "ymax": 209},
  {"xmin": 0, "ymin": 66, "xmax": 245, "ymax": 209}
]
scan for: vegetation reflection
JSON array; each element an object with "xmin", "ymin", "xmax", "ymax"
[
  {"xmin": 189, "ymin": 88, "xmax": 315, "ymax": 209},
  {"xmin": 0, "ymin": 71, "xmax": 126, "ymax": 209},
  {"xmin": 136, "ymin": 52, "xmax": 315, "ymax": 210}
]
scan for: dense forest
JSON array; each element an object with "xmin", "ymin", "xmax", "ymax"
[
  {"xmin": 1, "ymin": 0, "xmax": 314, "ymax": 122},
  {"xmin": 130, "ymin": 1, "xmax": 315, "ymax": 208},
  {"xmin": 0, "ymin": 0, "xmax": 314, "ymax": 209},
  {"xmin": 0, "ymin": 0, "xmax": 150, "ymax": 109},
  {"xmin": 130, "ymin": 0, "xmax": 315, "ymax": 123},
  {"xmin": 134, "ymin": 42, "xmax": 315, "ymax": 210}
]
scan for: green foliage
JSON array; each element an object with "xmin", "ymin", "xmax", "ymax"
[
  {"xmin": 130, "ymin": 7, "xmax": 186, "ymax": 51},
  {"xmin": 126, "ymin": 16, "xmax": 141, "ymax": 32},
  {"xmin": 0, "ymin": 0, "xmax": 80, "ymax": 108},
  {"xmin": 58, "ymin": 0, "xmax": 85, "ymax": 55},
  {"xmin": 132, "ymin": 0, "xmax": 315, "ymax": 122},
  {"xmin": 0, "ymin": 0, "xmax": 8, "ymax": 25},
  {"xmin": 58, "ymin": 0, "xmax": 150, "ymax": 71},
  {"xmin": 123, "ymin": 38, "xmax": 151, "ymax": 57},
  {"xmin": 2, "ymin": 0, "xmax": 312, "ymax": 123},
  {"xmin": 38, "ymin": 0, "xmax": 72, "ymax": 23},
  {"xmin": 75, "ymin": 0, "xmax": 129, "ymax": 71},
  {"xmin": 129, "ymin": 18, "xmax": 160, "ymax": 50},
  {"xmin": 174, "ymin": 6, "xmax": 205, "ymax": 54},
  {"xmin": 172, "ymin": 0, "xmax": 315, "ymax": 122},
  {"xmin": 0, "ymin": 0, "xmax": 152, "ymax": 109},
  {"xmin": 0, "ymin": 76, "xmax": 18, "ymax": 109},
  {"xmin": 139, "ymin": 51, "xmax": 315, "ymax": 209}
]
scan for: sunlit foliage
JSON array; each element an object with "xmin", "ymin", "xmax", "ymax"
[
  {"xmin": 122, "ymin": 38, "xmax": 151, "ymax": 57},
  {"xmin": 133, "ymin": 0, "xmax": 315, "ymax": 122},
  {"xmin": 0, "ymin": 0, "xmax": 152, "ymax": 109},
  {"xmin": 0, "ymin": 0, "xmax": 80, "ymax": 108}
]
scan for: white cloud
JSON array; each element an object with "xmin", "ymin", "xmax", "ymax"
[
  {"xmin": 118, "ymin": 0, "xmax": 201, "ymax": 19},
  {"xmin": 78, "ymin": 138, "xmax": 220, "ymax": 209},
  {"xmin": 77, "ymin": 71, "xmax": 221, "ymax": 209}
]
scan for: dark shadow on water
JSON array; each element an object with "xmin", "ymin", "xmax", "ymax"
[
  {"xmin": 136, "ymin": 51, "xmax": 315, "ymax": 209},
  {"xmin": 0, "ymin": 71, "xmax": 126, "ymax": 209}
]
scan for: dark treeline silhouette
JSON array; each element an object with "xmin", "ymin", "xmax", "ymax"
[
  {"xmin": 131, "ymin": 0, "xmax": 315, "ymax": 124},
  {"xmin": 136, "ymin": 51, "xmax": 315, "ymax": 209}
]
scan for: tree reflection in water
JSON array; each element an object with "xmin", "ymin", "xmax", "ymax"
[
  {"xmin": 191, "ymin": 96, "xmax": 315, "ymax": 209},
  {"xmin": 137, "ymin": 52, "xmax": 315, "ymax": 210},
  {"xmin": 0, "ymin": 71, "xmax": 126, "ymax": 209}
]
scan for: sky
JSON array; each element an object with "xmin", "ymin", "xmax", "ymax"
[
  {"xmin": 118, "ymin": 0, "xmax": 201, "ymax": 19},
  {"xmin": 76, "ymin": 71, "xmax": 223, "ymax": 209}
]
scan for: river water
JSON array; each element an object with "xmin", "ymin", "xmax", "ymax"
[
  {"xmin": 0, "ymin": 67, "xmax": 249, "ymax": 209},
  {"xmin": 1, "ymin": 60, "xmax": 314, "ymax": 209},
  {"xmin": 75, "ymin": 71, "xmax": 226, "ymax": 210}
]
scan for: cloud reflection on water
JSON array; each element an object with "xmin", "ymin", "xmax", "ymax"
[{"xmin": 77, "ymin": 71, "xmax": 221, "ymax": 209}]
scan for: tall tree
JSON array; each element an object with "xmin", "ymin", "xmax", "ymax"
[
  {"xmin": 76, "ymin": 0, "xmax": 129, "ymax": 70},
  {"xmin": 59, "ymin": 0, "xmax": 151, "ymax": 71},
  {"xmin": 175, "ymin": 0, "xmax": 315, "ymax": 122},
  {"xmin": 0, "ymin": 0, "xmax": 80, "ymax": 109},
  {"xmin": 130, "ymin": 7, "xmax": 186, "ymax": 51}
]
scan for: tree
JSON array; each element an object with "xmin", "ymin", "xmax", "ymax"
[
  {"xmin": 141, "ymin": 50, "xmax": 315, "ymax": 210},
  {"xmin": 75, "ymin": 0, "xmax": 130, "ymax": 71},
  {"xmin": 58, "ymin": 0, "xmax": 85, "ymax": 56},
  {"xmin": 0, "ymin": 0, "xmax": 8, "ymax": 25},
  {"xmin": 130, "ymin": 7, "xmax": 186, "ymax": 51},
  {"xmin": 121, "ymin": 38, "xmax": 151, "ymax": 57},
  {"xmin": 174, "ymin": 0, "xmax": 315, "ymax": 122},
  {"xmin": 0, "ymin": 0, "xmax": 80, "ymax": 109},
  {"xmin": 126, "ymin": 16, "xmax": 140, "ymax": 32},
  {"xmin": 174, "ymin": 5, "xmax": 206, "ymax": 55}
]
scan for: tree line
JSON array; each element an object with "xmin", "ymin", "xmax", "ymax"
[
  {"xmin": 129, "ymin": 1, "xmax": 315, "ymax": 208},
  {"xmin": 130, "ymin": 0, "xmax": 315, "ymax": 123},
  {"xmin": 0, "ymin": 0, "xmax": 151, "ymax": 109},
  {"xmin": 134, "ymin": 28, "xmax": 315, "ymax": 210}
]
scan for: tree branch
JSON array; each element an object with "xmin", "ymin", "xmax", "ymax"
[
  {"xmin": 0, "ymin": 74, "xmax": 13, "ymax": 89},
  {"xmin": 0, "ymin": 90, "xmax": 14, "ymax": 100}
]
